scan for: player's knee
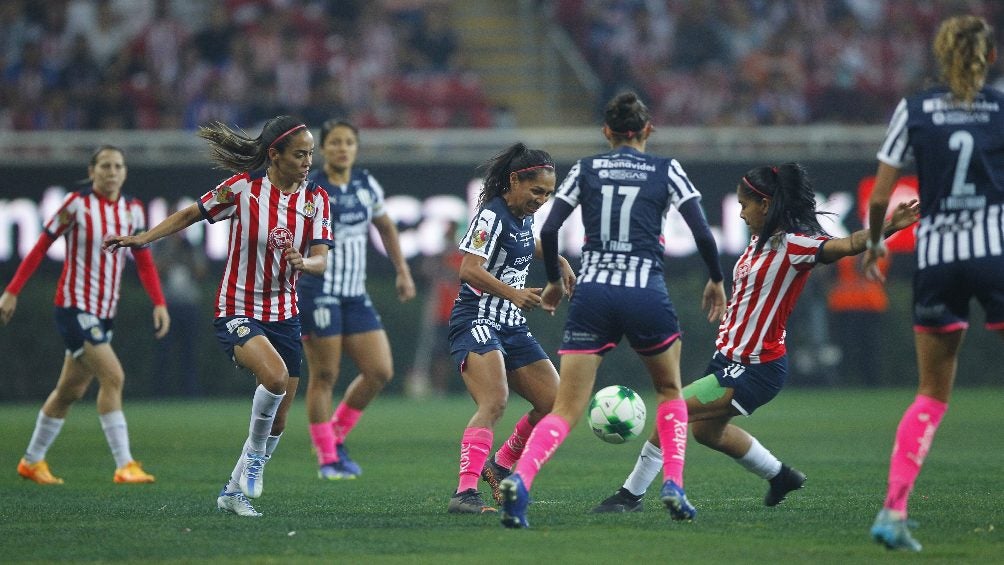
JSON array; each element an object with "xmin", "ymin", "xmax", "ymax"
[
  {"xmin": 691, "ymin": 422, "xmax": 723, "ymax": 448},
  {"xmin": 365, "ymin": 366, "xmax": 394, "ymax": 387}
]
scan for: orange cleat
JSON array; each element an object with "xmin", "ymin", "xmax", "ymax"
[
  {"xmin": 17, "ymin": 458, "xmax": 64, "ymax": 485},
  {"xmin": 113, "ymin": 461, "xmax": 156, "ymax": 484}
]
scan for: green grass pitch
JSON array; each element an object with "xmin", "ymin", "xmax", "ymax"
[{"xmin": 1, "ymin": 388, "xmax": 1000, "ymax": 563}]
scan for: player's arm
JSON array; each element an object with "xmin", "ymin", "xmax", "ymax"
[
  {"xmin": 0, "ymin": 231, "xmax": 58, "ymax": 325},
  {"xmin": 818, "ymin": 198, "xmax": 919, "ymax": 265},
  {"xmin": 372, "ymin": 214, "xmax": 416, "ymax": 302},
  {"xmin": 104, "ymin": 204, "xmax": 202, "ymax": 250},
  {"xmin": 132, "ymin": 246, "xmax": 170, "ymax": 338},
  {"xmin": 678, "ymin": 198, "xmax": 726, "ymax": 322},
  {"xmin": 458, "ymin": 251, "xmax": 542, "ymax": 311}
]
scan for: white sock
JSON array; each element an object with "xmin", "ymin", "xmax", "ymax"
[
  {"xmin": 99, "ymin": 410, "xmax": 134, "ymax": 468},
  {"xmin": 24, "ymin": 411, "xmax": 65, "ymax": 463},
  {"xmin": 735, "ymin": 437, "xmax": 782, "ymax": 480},
  {"xmin": 266, "ymin": 433, "xmax": 282, "ymax": 457},
  {"xmin": 622, "ymin": 441, "xmax": 663, "ymax": 496},
  {"xmin": 248, "ymin": 385, "xmax": 284, "ymax": 454},
  {"xmin": 226, "ymin": 438, "xmax": 252, "ymax": 492}
]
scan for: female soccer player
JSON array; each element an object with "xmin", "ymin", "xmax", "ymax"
[
  {"xmin": 863, "ymin": 15, "xmax": 1004, "ymax": 552},
  {"xmin": 586, "ymin": 164, "xmax": 918, "ymax": 521},
  {"xmin": 498, "ymin": 92, "xmax": 728, "ymax": 528},
  {"xmin": 446, "ymin": 142, "xmax": 575, "ymax": 514},
  {"xmin": 104, "ymin": 116, "xmax": 333, "ymax": 517},
  {"xmin": 2, "ymin": 145, "xmax": 169, "ymax": 485},
  {"xmin": 298, "ymin": 119, "xmax": 416, "ymax": 480}
]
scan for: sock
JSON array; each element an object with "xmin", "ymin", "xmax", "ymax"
[
  {"xmin": 655, "ymin": 399, "xmax": 688, "ymax": 486},
  {"xmin": 735, "ymin": 437, "xmax": 782, "ymax": 480},
  {"xmin": 884, "ymin": 394, "xmax": 948, "ymax": 513},
  {"xmin": 494, "ymin": 414, "xmax": 534, "ymax": 469},
  {"xmin": 330, "ymin": 402, "xmax": 362, "ymax": 445},
  {"xmin": 457, "ymin": 427, "xmax": 492, "ymax": 493},
  {"xmin": 99, "ymin": 410, "xmax": 134, "ymax": 468},
  {"xmin": 622, "ymin": 441, "xmax": 663, "ymax": 496},
  {"xmin": 226, "ymin": 438, "xmax": 251, "ymax": 492},
  {"xmin": 266, "ymin": 433, "xmax": 281, "ymax": 457},
  {"xmin": 513, "ymin": 414, "xmax": 570, "ymax": 490},
  {"xmin": 310, "ymin": 422, "xmax": 338, "ymax": 465},
  {"xmin": 248, "ymin": 385, "xmax": 284, "ymax": 454},
  {"xmin": 24, "ymin": 411, "xmax": 65, "ymax": 464}
]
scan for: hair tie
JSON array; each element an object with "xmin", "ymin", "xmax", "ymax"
[
  {"xmin": 513, "ymin": 164, "xmax": 555, "ymax": 174},
  {"xmin": 269, "ymin": 124, "xmax": 307, "ymax": 149},
  {"xmin": 771, "ymin": 166, "xmax": 779, "ymax": 174},
  {"xmin": 742, "ymin": 176, "xmax": 772, "ymax": 198}
]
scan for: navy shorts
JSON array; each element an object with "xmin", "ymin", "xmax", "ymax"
[
  {"xmin": 704, "ymin": 351, "xmax": 787, "ymax": 416},
  {"xmin": 213, "ymin": 315, "xmax": 303, "ymax": 377},
  {"xmin": 558, "ymin": 280, "xmax": 681, "ymax": 356},
  {"xmin": 54, "ymin": 307, "xmax": 114, "ymax": 358},
  {"xmin": 299, "ymin": 291, "xmax": 383, "ymax": 338},
  {"xmin": 448, "ymin": 319, "xmax": 548, "ymax": 373},
  {"xmin": 913, "ymin": 257, "xmax": 1004, "ymax": 331}
]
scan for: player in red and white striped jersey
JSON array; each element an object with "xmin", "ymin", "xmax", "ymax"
[
  {"xmin": 1, "ymin": 145, "xmax": 170, "ymax": 485},
  {"xmin": 106, "ymin": 116, "xmax": 333, "ymax": 517},
  {"xmin": 592, "ymin": 163, "xmax": 919, "ymax": 516}
]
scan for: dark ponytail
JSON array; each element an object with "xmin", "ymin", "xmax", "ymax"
[
  {"xmin": 476, "ymin": 142, "xmax": 555, "ymax": 209},
  {"xmin": 739, "ymin": 162, "xmax": 831, "ymax": 251},
  {"xmin": 197, "ymin": 115, "xmax": 307, "ymax": 173}
]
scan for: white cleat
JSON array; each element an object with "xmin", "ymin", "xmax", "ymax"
[
  {"xmin": 239, "ymin": 452, "xmax": 268, "ymax": 499},
  {"xmin": 217, "ymin": 490, "xmax": 263, "ymax": 517}
]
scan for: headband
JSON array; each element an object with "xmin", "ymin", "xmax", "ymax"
[
  {"xmin": 742, "ymin": 176, "xmax": 772, "ymax": 198},
  {"xmin": 513, "ymin": 164, "xmax": 555, "ymax": 174},
  {"xmin": 269, "ymin": 124, "xmax": 307, "ymax": 149}
]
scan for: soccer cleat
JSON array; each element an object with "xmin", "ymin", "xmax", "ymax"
[
  {"xmin": 871, "ymin": 509, "xmax": 922, "ymax": 552},
  {"xmin": 17, "ymin": 458, "xmax": 64, "ymax": 485},
  {"xmin": 659, "ymin": 480, "xmax": 696, "ymax": 521},
  {"xmin": 334, "ymin": 443, "xmax": 362, "ymax": 477},
  {"xmin": 764, "ymin": 464, "xmax": 806, "ymax": 506},
  {"xmin": 480, "ymin": 457, "xmax": 511, "ymax": 505},
  {"xmin": 318, "ymin": 460, "xmax": 360, "ymax": 480},
  {"xmin": 113, "ymin": 460, "xmax": 156, "ymax": 483},
  {"xmin": 592, "ymin": 487, "xmax": 643, "ymax": 513},
  {"xmin": 217, "ymin": 489, "xmax": 263, "ymax": 517},
  {"xmin": 447, "ymin": 488, "xmax": 497, "ymax": 514},
  {"xmin": 239, "ymin": 452, "xmax": 268, "ymax": 498},
  {"xmin": 499, "ymin": 473, "xmax": 530, "ymax": 529}
]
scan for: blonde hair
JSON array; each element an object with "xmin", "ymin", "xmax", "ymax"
[{"xmin": 934, "ymin": 15, "xmax": 995, "ymax": 103}]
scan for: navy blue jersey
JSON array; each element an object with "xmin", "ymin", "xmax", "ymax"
[
  {"xmin": 298, "ymin": 167, "xmax": 386, "ymax": 297},
  {"xmin": 878, "ymin": 86, "xmax": 1004, "ymax": 269},
  {"xmin": 554, "ymin": 146, "xmax": 700, "ymax": 286},
  {"xmin": 450, "ymin": 196, "xmax": 535, "ymax": 327}
]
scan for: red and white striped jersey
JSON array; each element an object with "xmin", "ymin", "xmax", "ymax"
[
  {"xmin": 44, "ymin": 188, "xmax": 148, "ymax": 319},
  {"xmin": 199, "ymin": 170, "xmax": 333, "ymax": 321},
  {"xmin": 715, "ymin": 232, "xmax": 828, "ymax": 364}
]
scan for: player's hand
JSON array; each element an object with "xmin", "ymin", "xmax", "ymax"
[
  {"xmin": 540, "ymin": 281, "xmax": 565, "ymax": 314},
  {"xmin": 152, "ymin": 304, "xmax": 171, "ymax": 339},
  {"xmin": 702, "ymin": 279, "xmax": 726, "ymax": 322},
  {"xmin": 862, "ymin": 247, "xmax": 887, "ymax": 282},
  {"xmin": 888, "ymin": 199, "xmax": 920, "ymax": 231},
  {"xmin": 396, "ymin": 270, "xmax": 417, "ymax": 302},
  {"xmin": 103, "ymin": 234, "xmax": 141, "ymax": 252},
  {"xmin": 558, "ymin": 256, "xmax": 576, "ymax": 299},
  {"xmin": 512, "ymin": 287, "xmax": 543, "ymax": 311},
  {"xmin": 284, "ymin": 245, "xmax": 306, "ymax": 271},
  {"xmin": 0, "ymin": 291, "xmax": 17, "ymax": 325}
]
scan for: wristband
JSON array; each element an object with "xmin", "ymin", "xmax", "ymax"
[{"xmin": 865, "ymin": 238, "xmax": 886, "ymax": 252}]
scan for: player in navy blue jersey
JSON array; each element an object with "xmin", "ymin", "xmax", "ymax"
[
  {"xmin": 445, "ymin": 143, "xmax": 576, "ymax": 514},
  {"xmin": 297, "ymin": 119, "xmax": 416, "ymax": 480},
  {"xmin": 498, "ymin": 92, "xmax": 727, "ymax": 529},
  {"xmin": 863, "ymin": 15, "xmax": 1004, "ymax": 552}
]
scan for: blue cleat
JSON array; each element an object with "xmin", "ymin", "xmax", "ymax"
[
  {"xmin": 659, "ymin": 480, "xmax": 696, "ymax": 521},
  {"xmin": 335, "ymin": 443, "xmax": 362, "ymax": 477},
  {"xmin": 871, "ymin": 509, "xmax": 922, "ymax": 552},
  {"xmin": 318, "ymin": 459, "xmax": 360, "ymax": 480},
  {"xmin": 499, "ymin": 473, "xmax": 530, "ymax": 529}
]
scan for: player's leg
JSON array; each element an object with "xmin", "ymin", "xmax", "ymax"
[
  {"xmin": 232, "ymin": 334, "xmax": 288, "ymax": 499},
  {"xmin": 303, "ymin": 335, "xmax": 343, "ymax": 476}
]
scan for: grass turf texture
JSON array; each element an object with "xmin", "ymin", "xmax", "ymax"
[{"xmin": 1, "ymin": 389, "xmax": 1000, "ymax": 563}]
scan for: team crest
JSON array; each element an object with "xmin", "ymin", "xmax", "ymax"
[
  {"xmin": 236, "ymin": 326, "xmax": 250, "ymax": 338},
  {"xmin": 472, "ymin": 228, "xmax": 488, "ymax": 249},
  {"xmin": 215, "ymin": 184, "xmax": 233, "ymax": 203},
  {"xmin": 736, "ymin": 260, "xmax": 751, "ymax": 280},
  {"xmin": 302, "ymin": 200, "xmax": 316, "ymax": 218},
  {"xmin": 267, "ymin": 226, "xmax": 294, "ymax": 250},
  {"xmin": 90, "ymin": 326, "xmax": 104, "ymax": 340},
  {"xmin": 58, "ymin": 210, "xmax": 73, "ymax": 226}
]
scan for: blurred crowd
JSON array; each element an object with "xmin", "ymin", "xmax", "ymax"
[
  {"xmin": 554, "ymin": 0, "xmax": 1004, "ymax": 126},
  {"xmin": 5, "ymin": 0, "xmax": 1004, "ymax": 132},
  {"xmin": 0, "ymin": 0, "xmax": 492, "ymax": 131}
]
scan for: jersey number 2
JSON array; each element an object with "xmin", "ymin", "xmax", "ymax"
[{"xmin": 949, "ymin": 130, "xmax": 976, "ymax": 196}]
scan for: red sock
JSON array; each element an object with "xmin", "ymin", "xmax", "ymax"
[
  {"xmin": 884, "ymin": 394, "xmax": 947, "ymax": 512},
  {"xmin": 330, "ymin": 403, "xmax": 362, "ymax": 445},
  {"xmin": 513, "ymin": 414, "xmax": 570, "ymax": 491},
  {"xmin": 309, "ymin": 422, "xmax": 337, "ymax": 465},
  {"xmin": 494, "ymin": 414, "xmax": 533, "ymax": 469},
  {"xmin": 656, "ymin": 399, "xmax": 688, "ymax": 486},
  {"xmin": 457, "ymin": 427, "xmax": 493, "ymax": 492}
]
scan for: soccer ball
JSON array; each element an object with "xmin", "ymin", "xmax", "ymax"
[{"xmin": 588, "ymin": 385, "xmax": 646, "ymax": 444}]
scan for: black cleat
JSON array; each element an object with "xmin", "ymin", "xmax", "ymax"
[
  {"xmin": 765, "ymin": 464, "xmax": 806, "ymax": 507},
  {"xmin": 480, "ymin": 458, "xmax": 512, "ymax": 505},
  {"xmin": 592, "ymin": 487, "xmax": 644, "ymax": 513},
  {"xmin": 448, "ymin": 488, "xmax": 497, "ymax": 514}
]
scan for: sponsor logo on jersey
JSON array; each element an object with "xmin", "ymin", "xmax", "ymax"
[
  {"xmin": 226, "ymin": 317, "xmax": 251, "ymax": 333},
  {"xmin": 267, "ymin": 226, "xmax": 294, "ymax": 250},
  {"xmin": 472, "ymin": 228, "xmax": 488, "ymax": 249}
]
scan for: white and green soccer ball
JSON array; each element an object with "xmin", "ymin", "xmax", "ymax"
[{"xmin": 588, "ymin": 385, "xmax": 646, "ymax": 444}]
